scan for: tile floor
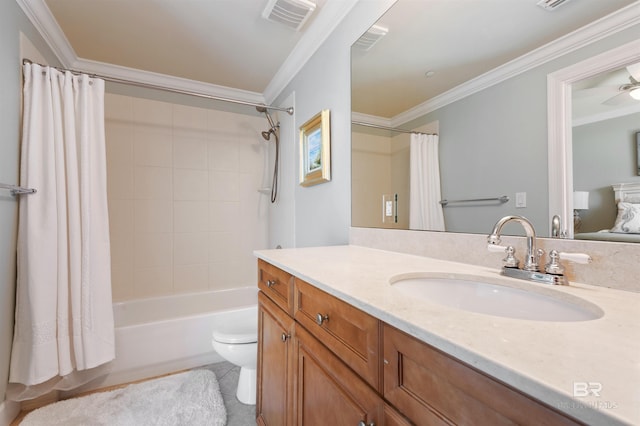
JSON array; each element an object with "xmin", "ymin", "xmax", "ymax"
[{"xmin": 204, "ymin": 361, "xmax": 256, "ymax": 425}]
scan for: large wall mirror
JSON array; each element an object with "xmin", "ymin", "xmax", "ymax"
[{"xmin": 351, "ymin": 0, "xmax": 639, "ymax": 238}]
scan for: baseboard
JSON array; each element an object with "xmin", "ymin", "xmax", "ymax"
[{"xmin": 0, "ymin": 400, "xmax": 20, "ymax": 426}]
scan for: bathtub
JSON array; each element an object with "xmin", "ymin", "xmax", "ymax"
[{"xmin": 67, "ymin": 286, "xmax": 258, "ymax": 394}]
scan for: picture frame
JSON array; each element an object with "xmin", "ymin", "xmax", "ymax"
[{"xmin": 299, "ymin": 109, "xmax": 331, "ymax": 186}]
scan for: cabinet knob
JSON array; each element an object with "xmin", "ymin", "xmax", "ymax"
[
  {"xmin": 281, "ymin": 333, "xmax": 290, "ymax": 342},
  {"xmin": 266, "ymin": 279, "xmax": 276, "ymax": 288},
  {"xmin": 358, "ymin": 421, "xmax": 375, "ymax": 426},
  {"xmin": 316, "ymin": 313, "xmax": 329, "ymax": 326}
]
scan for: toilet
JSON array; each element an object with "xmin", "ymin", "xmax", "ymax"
[{"xmin": 211, "ymin": 306, "xmax": 258, "ymax": 405}]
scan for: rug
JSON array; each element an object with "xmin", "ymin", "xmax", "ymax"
[{"xmin": 20, "ymin": 369, "xmax": 227, "ymax": 426}]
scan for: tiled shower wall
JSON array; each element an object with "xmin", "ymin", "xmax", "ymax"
[{"xmin": 104, "ymin": 93, "xmax": 269, "ymax": 301}]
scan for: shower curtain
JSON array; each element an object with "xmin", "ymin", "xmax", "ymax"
[
  {"xmin": 409, "ymin": 133, "xmax": 445, "ymax": 231},
  {"xmin": 7, "ymin": 63, "xmax": 115, "ymax": 401}
]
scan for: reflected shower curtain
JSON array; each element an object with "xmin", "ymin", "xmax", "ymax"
[
  {"xmin": 409, "ymin": 133, "xmax": 445, "ymax": 231},
  {"xmin": 8, "ymin": 63, "xmax": 114, "ymax": 401}
]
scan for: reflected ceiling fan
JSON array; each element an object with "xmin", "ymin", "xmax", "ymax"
[{"xmin": 602, "ymin": 62, "xmax": 640, "ymax": 105}]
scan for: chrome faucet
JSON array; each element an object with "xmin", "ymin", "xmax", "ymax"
[
  {"xmin": 487, "ymin": 215, "xmax": 592, "ymax": 286},
  {"xmin": 487, "ymin": 215, "xmax": 541, "ymax": 272}
]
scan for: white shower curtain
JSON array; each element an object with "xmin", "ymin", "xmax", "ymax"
[
  {"xmin": 409, "ymin": 133, "xmax": 445, "ymax": 231},
  {"xmin": 7, "ymin": 63, "xmax": 115, "ymax": 401}
]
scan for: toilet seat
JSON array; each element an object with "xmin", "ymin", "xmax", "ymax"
[{"xmin": 212, "ymin": 322, "xmax": 257, "ymax": 344}]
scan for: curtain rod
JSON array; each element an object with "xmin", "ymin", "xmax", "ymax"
[
  {"xmin": 352, "ymin": 121, "xmax": 437, "ymax": 136},
  {"xmin": 22, "ymin": 59, "xmax": 293, "ymax": 116}
]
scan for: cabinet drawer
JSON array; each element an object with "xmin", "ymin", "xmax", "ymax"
[
  {"xmin": 383, "ymin": 324, "xmax": 582, "ymax": 426},
  {"xmin": 258, "ymin": 259, "xmax": 294, "ymax": 315},
  {"xmin": 294, "ymin": 278, "xmax": 382, "ymax": 391}
]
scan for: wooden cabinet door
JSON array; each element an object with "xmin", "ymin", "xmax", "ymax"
[
  {"xmin": 257, "ymin": 291, "xmax": 295, "ymax": 426},
  {"xmin": 295, "ymin": 324, "xmax": 384, "ymax": 426},
  {"xmin": 383, "ymin": 324, "xmax": 581, "ymax": 426}
]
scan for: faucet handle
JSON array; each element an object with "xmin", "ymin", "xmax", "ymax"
[
  {"xmin": 487, "ymin": 243, "xmax": 508, "ymax": 253},
  {"xmin": 487, "ymin": 244, "xmax": 519, "ymax": 268},
  {"xmin": 545, "ymin": 250, "xmax": 565, "ymax": 275},
  {"xmin": 545, "ymin": 250, "xmax": 591, "ymax": 275}
]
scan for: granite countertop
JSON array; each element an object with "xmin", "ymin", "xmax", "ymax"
[{"xmin": 254, "ymin": 245, "xmax": 640, "ymax": 426}]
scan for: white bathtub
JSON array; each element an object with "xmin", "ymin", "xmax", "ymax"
[{"xmin": 67, "ymin": 286, "xmax": 258, "ymax": 395}]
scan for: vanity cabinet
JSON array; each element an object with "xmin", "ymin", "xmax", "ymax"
[{"xmin": 257, "ymin": 260, "xmax": 581, "ymax": 426}]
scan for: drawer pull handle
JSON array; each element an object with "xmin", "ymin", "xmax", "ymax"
[
  {"xmin": 316, "ymin": 313, "xmax": 329, "ymax": 326},
  {"xmin": 281, "ymin": 333, "xmax": 290, "ymax": 342},
  {"xmin": 266, "ymin": 280, "xmax": 276, "ymax": 288}
]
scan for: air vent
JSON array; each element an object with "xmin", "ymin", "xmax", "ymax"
[
  {"xmin": 262, "ymin": 0, "xmax": 316, "ymax": 31},
  {"xmin": 536, "ymin": 0, "xmax": 573, "ymax": 11},
  {"xmin": 353, "ymin": 25, "xmax": 388, "ymax": 51}
]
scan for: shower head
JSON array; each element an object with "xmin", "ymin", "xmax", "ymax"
[
  {"xmin": 257, "ymin": 105, "xmax": 279, "ymax": 141},
  {"xmin": 261, "ymin": 129, "xmax": 273, "ymax": 140}
]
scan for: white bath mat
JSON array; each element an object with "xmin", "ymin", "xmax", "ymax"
[{"xmin": 20, "ymin": 369, "xmax": 227, "ymax": 426}]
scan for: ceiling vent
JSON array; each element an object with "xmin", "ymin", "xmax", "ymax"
[
  {"xmin": 536, "ymin": 0, "xmax": 573, "ymax": 11},
  {"xmin": 262, "ymin": 0, "xmax": 317, "ymax": 31},
  {"xmin": 353, "ymin": 25, "xmax": 389, "ymax": 51}
]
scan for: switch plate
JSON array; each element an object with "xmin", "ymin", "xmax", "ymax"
[
  {"xmin": 382, "ymin": 194, "xmax": 398, "ymax": 223},
  {"xmin": 516, "ymin": 192, "xmax": 526, "ymax": 208}
]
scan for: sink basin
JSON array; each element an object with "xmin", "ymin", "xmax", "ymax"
[{"xmin": 391, "ymin": 275, "xmax": 603, "ymax": 322}]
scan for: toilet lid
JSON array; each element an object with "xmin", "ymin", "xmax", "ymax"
[{"xmin": 212, "ymin": 322, "xmax": 257, "ymax": 344}]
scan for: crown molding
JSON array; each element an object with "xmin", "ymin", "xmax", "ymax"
[
  {"xmin": 262, "ymin": 0, "xmax": 360, "ymax": 103},
  {"xmin": 16, "ymin": 0, "xmax": 76, "ymax": 67},
  {"xmin": 72, "ymin": 58, "xmax": 266, "ymax": 104},
  {"xmin": 351, "ymin": 111, "xmax": 392, "ymax": 128},
  {"xmin": 391, "ymin": 2, "xmax": 640, "ymax": 127},
  {"xmin": 18, "ymin": 0, "xmax": 355, "ymax": 108}
]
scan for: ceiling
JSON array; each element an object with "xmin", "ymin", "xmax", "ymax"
[
  {"xmin": 28, "ymin": 0, "xmax": 639, "ymax": 116},
  {"xmin": 43, "ymin": 0, "xmax": 334, "ymax": 94},
  {"xmin": 351, "ymin": 0, "xmax": 639, "ymax": 119}
]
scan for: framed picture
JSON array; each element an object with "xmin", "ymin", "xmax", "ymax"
[{"xmin": 299, "ymin": 109, "xmax": 331, "ymax": 186}]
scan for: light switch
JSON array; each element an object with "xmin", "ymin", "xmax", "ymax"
[{"xmin": 516, "ymin": 192, "xmax": 526, "ymax": 208}]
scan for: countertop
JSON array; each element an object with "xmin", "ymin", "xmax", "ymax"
[{"xmin": 254, "ymin": 245, "xmax": 640, "ymax": 426}]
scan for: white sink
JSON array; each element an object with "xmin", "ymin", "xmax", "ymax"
[{"xmin": 390, "ymin": 275, "xmax": 603, "ymax": 322}]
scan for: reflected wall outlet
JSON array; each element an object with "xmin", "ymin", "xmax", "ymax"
[{"xmin": 516, "ymin": 192, "xmax": 527, "ymax": 208}]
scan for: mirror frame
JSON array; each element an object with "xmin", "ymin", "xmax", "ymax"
[{"xmin": 547, "ymin": 38, "xmax": 640, "ymax": 238}]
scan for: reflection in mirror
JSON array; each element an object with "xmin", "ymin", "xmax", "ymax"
[
  {"xmin": 573, "ymin": 63, "xmax": 640, "ymax": 242},
  {"xmin": 548, "ymin": 38, "xmax": 640, "ymax": 242},
  {"xmin": 351, "ymin": 0, "xmax": 638, "ymax": 238}
]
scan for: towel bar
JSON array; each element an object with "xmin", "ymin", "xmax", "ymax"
[
  {"xmin": 439, "ymin": 195, "xmax": 508, "ymax": 206},
  {"xmin": 0, "ymin": 183, "xmax": 37, "ymax": 195}
]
